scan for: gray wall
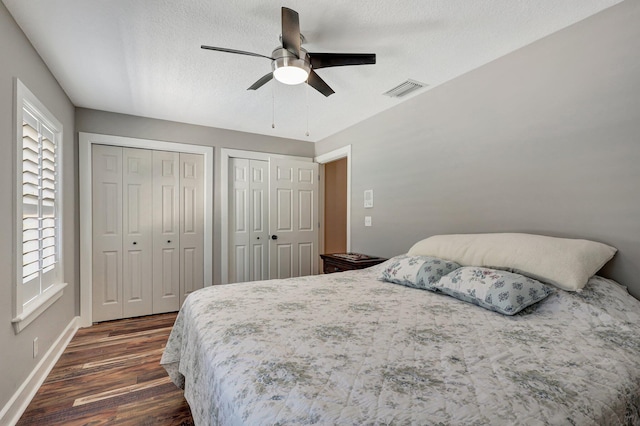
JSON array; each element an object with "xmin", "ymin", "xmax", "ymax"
[
  {"xmin": 0, "ymin": 2, "xmax": 77, "ymax": 411},
  {"xmin": 2, "ymin": 0, "xmax": 638, "ymax": 412},
  {"xmin": 316, "ymin": 1, "xmax": 640, "ymax": 298},
  {"xmin": 75, "ymin": 108, "xmax": 315, "ymax": 285}
]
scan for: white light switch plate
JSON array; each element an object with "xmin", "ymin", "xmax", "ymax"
[
  {"xmin": 365, "ymin": 216, "xmax": 372, "ymax": 227},
  {"xmin": 364, "ymin": 190, "xmax": 373, "ymax": 208}
]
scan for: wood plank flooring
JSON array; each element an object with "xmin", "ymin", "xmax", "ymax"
[{"xmin": 17, "ymin": 313, "xmax": 194, "ymax": 426}]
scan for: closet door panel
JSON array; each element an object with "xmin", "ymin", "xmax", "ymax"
[
  {"xmin": 249, "ymin": 160, "xmax": 269, "ymax": 281},
  {"xmin": 229, "ymin": 158, "xmax": 250, "ymax": 283},
  {"xmin": 180, "ymin": 153, "xmax": 205, "ymax": 304},
  {"xmin": 269, "ymin": 159, "xmax": 319, "ymax": 279},
  {"xmin": 122, "ymin": 148, "xmax": 153, "ymax": 318},
  {"xmin": 92, "ymin": 145, "xmax": 123, "ymax": 322},
  {"xmin": 92, "ymin": 145, "xmax": 208, "ymax": 321},
  {"xmin": 152, "ymin": 151, "xmax": 180, "ymax": 313},
  {"xmin": 229, "ymin": 159, "xmax": 269, "ymax": 283}
]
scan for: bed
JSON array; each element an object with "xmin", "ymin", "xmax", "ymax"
[{"xmin": 161, "ymin": 234, "xmax": 640, "ymax": 425}]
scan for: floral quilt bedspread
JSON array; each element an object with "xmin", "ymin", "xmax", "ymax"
[{"xmin": 161, "ymin": 266, "xmax": 640, "ymax": 425}]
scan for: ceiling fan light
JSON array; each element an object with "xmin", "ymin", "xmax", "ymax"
[
  {"xmin": 271, "ymin": 48, "xmax": 310, "ymax": 85},
  {"xmin": 273, "ymin": 66, "xmax": 309, "ymax": 85}
]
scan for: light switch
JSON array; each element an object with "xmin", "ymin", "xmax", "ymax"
[
  {"xmin": 364, "ymin": 190, "xmax": 373, "ymax": 208},
  {"xmin": 365, "ymin": 216, "xmax": 372, "ymax": 227}
]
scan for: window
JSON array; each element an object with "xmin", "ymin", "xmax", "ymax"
[{"xmin": 12, "ymin": 79, "xmax": 66, "ymax": 333}]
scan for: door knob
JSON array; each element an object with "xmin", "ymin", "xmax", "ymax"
[
  {"xmin": 271, "ymin": 235, "xmax": 278, "ymax": 240},
  {"xmin": 167, "ymin": 240, "xmax": 172, "ymax": 243},
  {"xmin": 133, "ymin": 242, "xmax": 137, "ymax": 245},
  {"xmin": 257, "ymin": 237, "xmax": 260, "ymax": 240}
]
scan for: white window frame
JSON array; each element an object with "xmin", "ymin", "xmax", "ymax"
[{"xmin": 12, "ymin": 78, "xmax": 66, "ymax": 334}]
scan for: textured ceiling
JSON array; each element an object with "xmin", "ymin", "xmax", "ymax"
[{"xmin": 4, "ymin": 0, "xmax": 622, "ymax": 142}]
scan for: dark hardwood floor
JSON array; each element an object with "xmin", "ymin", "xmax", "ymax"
[{"xmin": 17, "ymin": 313, "xmax": 194, "ymax": 426}]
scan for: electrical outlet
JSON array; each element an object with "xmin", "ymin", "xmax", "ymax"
[
  {"xmin": 365, "ymin": 216, "xmax": 372, "ymax": 227},
  {"xmin": 33, "ymin": 337, "xmax": 38, "ymax": 358}
]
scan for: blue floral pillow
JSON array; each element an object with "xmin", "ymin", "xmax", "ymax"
[
  {"xmin": 380, "ymin": 255, "xmax": 461, "ymax": 290},
  {"xmin": 435, "ymin": 267, "xmax": 553, "ymax": 315}
]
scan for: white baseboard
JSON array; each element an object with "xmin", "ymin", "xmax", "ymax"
[{"xmin": 0, "ymin": 316, "xmax": 80, "ymax": 426}]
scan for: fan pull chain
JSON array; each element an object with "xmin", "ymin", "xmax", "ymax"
[
  {"xmin": 305, "ymin": 80, "xmax": 310, "ymax": 137},
  {"xmin": 271, "ymin": 81, "xmax": 276, "ymax": 129}
]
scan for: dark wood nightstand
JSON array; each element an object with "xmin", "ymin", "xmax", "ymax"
[{"xmin": 320, "ymin": 253, "xmax": 388, "ymax": 274}]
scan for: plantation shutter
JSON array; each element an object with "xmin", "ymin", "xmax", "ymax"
[{"xmin": 21, "ymin": 108, "xmax": 58, "ymax": 305}]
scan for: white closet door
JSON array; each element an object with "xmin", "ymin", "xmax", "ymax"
[
  {"xmin": 152, "ymin": 151, "xmax": 180, "ymax": 313},
  {"xmin": 269, "ymin": 159, "xmax": 319, "ymax": 279},
  {"xmin": 229, "ymin": 158, "xmax": 250, "ymax": 283},
  {"xmin": 122, "ymin": 148, "xmax": 153, "ymax": 317},
  {"xmin": 229, "ymin": 159, "xmax": 269, "ymax": 283},
  {"xmin": 92, "ymin": 145, "xmax": 123, "ymax": 322},
  {"xmin": 180, "ymin": 153, "xmax": 205, "ymax": 304},
  {"xmin": 250, "ymin": 160, "xmax": 269, "ymax": 281}
]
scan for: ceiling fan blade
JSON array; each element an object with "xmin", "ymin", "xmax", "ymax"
[
  {"xmin": 247, "ymin": 73, "xmax": 273, "ymax": 91},
  {"xmin": 307, "ymin": 70, "xmax": 334, "ymax": 97},
  {"xmin": 281, "ymin": 7, "xmax": 301, "ymax": 57},
  {"xmin": 201, "ymin": 45, "xmax": 274, "ymax": 61},
  {"xmin": 309, "ymin": 53, "xmax": 376, "ymax": 69}
]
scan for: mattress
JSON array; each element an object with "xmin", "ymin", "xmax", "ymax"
[{"xmin": 161, "ymin": 265, "xmax": 640, "ymax": 425}]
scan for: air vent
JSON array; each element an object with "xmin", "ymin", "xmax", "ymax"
[{"xmin": 383, "ymin": 79, "xmax": 427, "ymax": 98}]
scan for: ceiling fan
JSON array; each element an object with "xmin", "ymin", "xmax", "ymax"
[{"xmin": 201, "ymin": 7, "xmax": 376, "ymax": 97}]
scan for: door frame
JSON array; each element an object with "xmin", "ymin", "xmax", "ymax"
[
  {"xmin": 79, "ymin": 132, "xmax": 214, "ymax": 327},
  {"xmin": 220, "ymin": 148, "xmax": 312, "ymax": 284},
  {"xmin": 315, "ymin": 145, "xmax": 352, "ymax": 256}
]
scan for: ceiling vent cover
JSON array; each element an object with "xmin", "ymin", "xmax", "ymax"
[{"xmin": 383, "ymin": 79, "xmax": 427, "ymax": 98}]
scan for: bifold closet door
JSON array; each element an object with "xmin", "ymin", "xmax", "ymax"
[
  {"xmin": 229, "ymin": 158, "xmax": 250, "ymax": 283},
  {"xmin": 92, "ymin": 145, "xmax": 123, "ymax": 322},
  {"xmin": 93, "ymin": 146, "xmax": 205, "ymax": 321},
  {"xmin": 229, "ymin": 158, "xmax": 269, "ymax": 283},
  {"xmin": 180, "ymin": 153, "xmax": 205, "ymax": 304},
  {"xmin": 92, "ymin": 146, "xmax": 153, "ymax": 321},
  {"xmin": 152, "ymin": 151, "xmax": 180, "ymax": 313},
  {"xmin": 122, "ymin": 148, "xmax": 153, "ymax": 317},
  {"xmin": 249, "ymin": 160, "xmax": 269, "ymax": 281}
]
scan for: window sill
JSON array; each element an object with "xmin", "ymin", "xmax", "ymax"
[{"xmin": 12, "ymin": 282, "xmax": 67, "ymax": 334}]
